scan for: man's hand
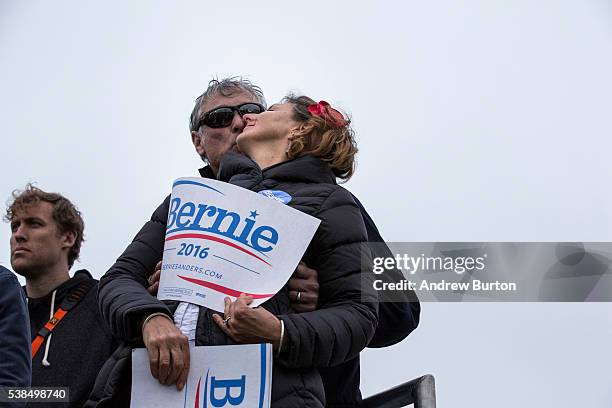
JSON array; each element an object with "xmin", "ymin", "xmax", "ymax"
[
  {"xmin": 287, "ymin": 262, "xmax": 319, "ymax": 312},
  {"xmin": 212, "ymin": 295, "xmax": 282, "ymax": 351},
  {"xmin": 147, "ymin": 261, "xmax": 162, "ymax": 295},
  {"xmin": 142, "ymin": 314, "xmax": 190, "ymax": 391}
]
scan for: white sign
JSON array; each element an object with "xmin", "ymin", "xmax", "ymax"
[
  {"xmin": 158, "ymin": 177, "xmax": 320, "ymax": 312},
  {"xmin": 131, "ymin": 343, "xmax": 272, "ymax": 408}
]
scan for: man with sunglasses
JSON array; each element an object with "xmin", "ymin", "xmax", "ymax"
[{"xmin": 97, "ymin": 77, "xmax": 420, "ymax": 408}]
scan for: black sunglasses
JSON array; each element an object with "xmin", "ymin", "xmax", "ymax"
[{"xmin": 196, "ymin": 102, "xmax": 265, "ymax": 129}]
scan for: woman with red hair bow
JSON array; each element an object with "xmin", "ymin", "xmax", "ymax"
[{"xmin": 211, "ymin": 94, "xmax": 378, "ymax": 408}]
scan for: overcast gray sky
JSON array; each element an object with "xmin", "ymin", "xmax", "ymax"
[{"xmin": 1, "ymin": 1, "xmax": 611, "ymax": 406}]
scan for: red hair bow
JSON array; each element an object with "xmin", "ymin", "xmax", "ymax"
[{"xmin": 307, "ymin": 100, "xmax": 348, "ymax": 128}]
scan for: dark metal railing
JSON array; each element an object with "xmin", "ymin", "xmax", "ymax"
[{"xmin": 361, "ymin": 374, "xmax": 436, "ymax": 408}]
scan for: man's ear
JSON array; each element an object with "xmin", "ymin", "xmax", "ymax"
[
  {"xmin": 191, "ymin": 131, "xmax": 206, "ymax": 157},
  {"xmin": 61, "ymin": 230, "xmax": 77, "ymax": 250}
]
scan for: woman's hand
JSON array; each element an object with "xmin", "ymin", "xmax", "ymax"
[{"xmin": 213, "ymin": 294, "xmax": 282, "ymax": 351}]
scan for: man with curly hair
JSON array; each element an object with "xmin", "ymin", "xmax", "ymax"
[{"xmin": 6, "ymin": 185, "xmax": 115, "ymax": 408}]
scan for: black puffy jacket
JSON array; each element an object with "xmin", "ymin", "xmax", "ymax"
[{"xmin": 97, "ymin": 154, "xmax": 379, "ymax": 407}]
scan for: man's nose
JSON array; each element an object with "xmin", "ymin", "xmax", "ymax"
[
  {"xmin": 12, "ymin": 226, "xmax": 27, "ymax": 243},
  {"xmin": 231, "ymin": 111, "xmax": 246, "ymax": 133}
]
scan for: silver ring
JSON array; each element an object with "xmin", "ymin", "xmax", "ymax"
[
  {"xmin": 296, "ymin": 291, "xmax": 302, "ymax": 303},
  {"xmin": 223, "ymin": 316, "xmax": 232, "ymax": 325}
]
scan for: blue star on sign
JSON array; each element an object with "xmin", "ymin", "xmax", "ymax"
[{"xmin": 249, "ymin": 210, "xmax": 259, "ymax": 219}]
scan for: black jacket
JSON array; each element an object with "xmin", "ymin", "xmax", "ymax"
[
  {"xmin": 0, "ymin": 265, "xmax": 31, "ymax": 396},
  {"xmin": 318, "ymin": 196, "xmax": 421, "ymax": 407},
  {"xmin": 220, "ymin": 159, "xmax": 421, "ymax": 407},
  {"xmin": 97, "ymin": 154, "xmax": 380, "ymax": 407},
  {"xmin": 26, "ymin": 270, "xmax": 116, "ymax": 408},
  {"xmin": 221, "ymin": 156, "xmax": 420, "ymax": 407}
]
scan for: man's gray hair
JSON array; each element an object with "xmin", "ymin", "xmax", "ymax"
[{"xmin": 189, "ymin": 77, "xmax": 267, "ymax": 132}]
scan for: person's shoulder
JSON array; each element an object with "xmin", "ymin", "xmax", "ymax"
[
  {"xmin": 0, "ymin": 265, "xmax": 19, "ymax": 284},
  {"xmin": 72, "ymin": 270, "xmax": 100, "ymax": 302},
  {"xmin": 151, "ymin": 194, "xmax": 172, "ymax": 223},
  {"xmin": 0, "ymin": 266, "xmax": 25, "ymax": 308},
  {"xmin": 318, "ymin": 184, "xmax": 358, "ymax": 212},
  {"xmin": 315, "ymin": 185, "xmax": 367, "ymax": 239},
  {"xmin": 73, "ymin": 269, "xmax": 98, "ymax": 283},
  {"xmin": 72, "ymin": 270, "xmax": 106, "ymax": 315},
  {"xmin": 69, "ymin": 272, "xmax": 116, "ymax": 344},
  {"xmin": 0, "ymin": 264, "xmax": 13, "ymax": 276}
]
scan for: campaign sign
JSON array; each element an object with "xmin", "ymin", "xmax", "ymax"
[
  {"xmin": 158, "ymin": 177, "xmax": 320, "ymax": 312},
  {"xmin": 131, "ymin": 343, "xmax": 273, "ymax": 408}
]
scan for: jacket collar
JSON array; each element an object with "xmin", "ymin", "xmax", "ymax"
[
  {"xmin": 217, "ymin": 153, "xmax": 337, "ymax": 186},
  {"xmin": 198, "ymin": 165, "xmax": 216, "ymax": 179},
  {"xmin": 25, "ymin": 269, "xmax": 92, "ymax": 302}
]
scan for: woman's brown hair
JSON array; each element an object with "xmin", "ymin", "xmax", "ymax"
[{"xmin": 283, "ymin": 94, "xmax": 357, "ymax": 181}]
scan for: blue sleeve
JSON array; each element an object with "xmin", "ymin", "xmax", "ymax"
[{"xmin": 0, "ymin": 266, "xmax": 31, "ymax": 388}]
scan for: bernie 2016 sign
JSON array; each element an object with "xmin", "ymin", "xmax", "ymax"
[
  {"xmin": 131, "ymin": 344, "xmax": 273, "ymax": 408},
  {"xmin": 158, "ymin": 177, "xmax": 320, "ymax": 312}
]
